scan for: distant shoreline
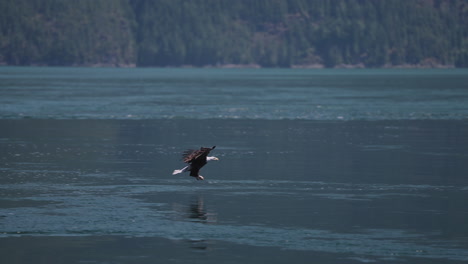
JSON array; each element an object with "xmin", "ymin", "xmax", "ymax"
[{"xmin": 0, "ymin": 62, "xmax": 458, "ymax": 69}]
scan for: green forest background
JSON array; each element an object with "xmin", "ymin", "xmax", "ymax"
[{"xmin": 1, "ymin": 0, "xmax": 467, "ymax": 68}]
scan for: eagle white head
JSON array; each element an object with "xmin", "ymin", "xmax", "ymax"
[{"xmin": 207, "ymin": 156, "xmax": 219, "ymax": 161}]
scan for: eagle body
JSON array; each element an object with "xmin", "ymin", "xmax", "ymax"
[{"xmin": 173, "ymin": 146, "xmax": 218, "ymax": 180}]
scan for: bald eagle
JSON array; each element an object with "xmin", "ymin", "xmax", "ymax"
[{"xmin": 172, "ymin": 146, "xmax": 218, "ymax": 180}]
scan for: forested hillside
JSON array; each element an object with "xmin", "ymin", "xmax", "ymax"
[
  {"xmin": 0, "ymin": 0, "xmax": 136, "ymax": 66},
  {"xmin": 1, "ymin": 0, "xmax": 467, "ymax": 67}
]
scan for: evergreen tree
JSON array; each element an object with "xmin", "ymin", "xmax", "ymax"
[{"xmin": 1, "ymin": 0, "xmax": 467, "ymax": 67}]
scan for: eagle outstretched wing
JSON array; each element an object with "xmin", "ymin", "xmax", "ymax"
[{"xmin": 182, "ymin": 146, "xmax": 216, "ymax": 163}]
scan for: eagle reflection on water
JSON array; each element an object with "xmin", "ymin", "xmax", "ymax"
[
  {"xmin": 171, "ymin": 196, "xmax": 217, "ymax": 224},
  {"xmin": 188, "ymin": 196, "xmax": 217, "ymax": 224},
  {"xmin": 170, "ymin": 196, "xmax": 218, "ymax": 250}
]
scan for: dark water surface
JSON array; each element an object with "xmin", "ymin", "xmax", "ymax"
[
  {"xmin": 1, "ymin": 119, "xmax": 468, "ymax": 263},
  {"xmin": 1, "ymin": 67, "xmax": 468, "ymax": 263}
]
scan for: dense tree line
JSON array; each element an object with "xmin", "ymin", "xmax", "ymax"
[
  {"xmin": 0, "ymin": 0, "xmax": 136, "ymax": 66},
  {"xmin": 1, "ymin": 0, "xmax": 467, "ymax": 67}
]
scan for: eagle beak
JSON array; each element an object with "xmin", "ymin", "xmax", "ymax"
[{"xmin": 214, "ymin": 157, "xmax": 220, "ymax": 161}]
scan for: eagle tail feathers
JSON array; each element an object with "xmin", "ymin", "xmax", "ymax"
[{"xmin": 172, "ymin": 165, "xmax": 189, "ymax": 175}]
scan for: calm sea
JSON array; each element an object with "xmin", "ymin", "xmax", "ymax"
[
  {"xmin": 1, "ymin": 67, "xmax": 468, "ymax": 263},
  {"xmin": 1, "ymin": 67, "xmax": 467, "ymax": 120}
]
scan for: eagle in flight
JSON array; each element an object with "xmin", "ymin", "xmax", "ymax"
[{"xmin": 172, "ymin": 146, "xmax": 218, "ymax": 180}]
